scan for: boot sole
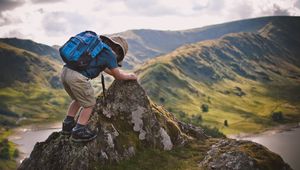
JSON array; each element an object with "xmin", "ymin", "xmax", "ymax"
[{"xmin": 71, "ymin": 135, "xmax": 97, "ymax": 143}]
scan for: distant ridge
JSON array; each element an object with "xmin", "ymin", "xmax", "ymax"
[
  {"xmin": 115, "ymin": 16, "xmax": 297, "ymax": 69},
  {"xmin": 0, "ymin": 38, "xmax": 61, "ymax": 61}
]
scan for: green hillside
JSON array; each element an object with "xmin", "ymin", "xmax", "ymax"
[
  {"xmin": 117, "ymin": 16, "xmax": 289, "ymax": 69},
  {"xmin": 0, "ymin": 41, "xmax": 69, "ymax": 169},
  {"xmin": 0, "ymin": 42, "xmax": 69, "ymax": 127},
  {"xmin": 0, "ymin": 38, "xmax": 61, "ymax": 61},
  {"xmin": 137, "ymin": 17, "xmax": 300, "ymax": 135}
]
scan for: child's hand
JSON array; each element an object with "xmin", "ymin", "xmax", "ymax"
[
  {"xmin": 109, "ymin": 68, "xmax": 137, "ymax": 80},
  {"xmin": 128, "ymin": 73, "xmax": 137, "ymax": 80}
]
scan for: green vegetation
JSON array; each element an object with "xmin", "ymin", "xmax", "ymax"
[
  {"xmin": 224, "ymin": 120, "xmax": 228, "ymax": 127},
  {"xmin": 100, "ymin": 139, "xmax": 218, "ymax": 170},
  {"xmin": 271, "ymin": 111, "xmax": 284, "ymax": 122},
  {"xmin": 0, "ymin": 40, "xmax": 69, "ymax": 169},
  {"xmin": 13, "ymin": 149, "xmax": 19, "ymax": 158},
  {"xmin": 140, "ymin": 62, "xmax": 300, "ymax": 135},
  {"xmin": 0, "ymin": 129, "xmax": 18, "ymax": 170},
  {"xmin": 0, "ymin": 42, "xmax": 70, "ymax": 126},
  {"xmin": 0, "ymin": 85, "xmax": 69, "ymax": 124},
  {"xmin": 140, "ymin": 60, "xmax": 300, "ymax": 135},
  {"xmin": 234, "ymin": 141, "xmax": 289, "ymax": 170},
  {"xmin": 138, "ymin": 17, "xmax": 300, "ymax": 135},
  {"xmin": 174, "ymin": 110, "xmax": 224, "ymax": 138},
  {"xmin": 201, "ymin": 125, "xmax": 225, "ymax": 138},
  {"xmin": 0, "ymin": 139, "xmax": 10, "ymax": 160},
  {"xmin": 201, "ymin": 104, "xmax": 209, "ymax": 112}
]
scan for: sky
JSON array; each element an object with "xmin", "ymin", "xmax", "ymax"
[{"xmin": 0, "ymin": 0, "xmax": 300, "ymax": 46}]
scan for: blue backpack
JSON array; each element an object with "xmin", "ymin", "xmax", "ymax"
[{"xmin": 59, "ymin": 31, "xmax": 110, "ymax": 70}]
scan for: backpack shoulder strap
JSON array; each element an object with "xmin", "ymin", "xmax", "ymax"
[
  {"xmin": 101, "ymin": 73, "xmax": 106, "ymax": 98},
  {"xmin": 102, "ymin": 42, "xmax": 111, "ymax": 50}
]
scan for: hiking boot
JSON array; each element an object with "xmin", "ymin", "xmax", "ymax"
[
  {"xmin": 61, "ymin": 120, "xmax": 76, "ymax": 135},
  {"xmin": 71, "ymin": 126, "xmax": 97, "ymax": 142}
]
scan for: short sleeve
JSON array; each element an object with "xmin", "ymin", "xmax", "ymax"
[{"xmin": 104, "ymin": 49, "xmax": 118, "ymax": 69}]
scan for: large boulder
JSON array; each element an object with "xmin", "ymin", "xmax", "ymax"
[
  {"xmin": 199, "ymin": 139, "xmax": 291, "ymax": 170},
  {"xmin": 18, "ymin": 80, "xmax": 206, "ymax": 170}
]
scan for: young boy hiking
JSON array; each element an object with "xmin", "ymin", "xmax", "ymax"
[{"xmin": 59, "ymin": 31, "xmax": 137, "ymax": 142}]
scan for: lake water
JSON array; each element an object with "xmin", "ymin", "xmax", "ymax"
[
  {"xmin": 233, "ymin": 127, "xmax": 300, "ymax": 170},
  {"xmin": 9, "ymin": 123, "xmax": 300, "ymax": 170},
  {"xmin": 9, "ymin": 122, "xmax": 61, "ymax": 164}
]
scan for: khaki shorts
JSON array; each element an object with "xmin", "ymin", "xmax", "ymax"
[{"xmin": 60, "ymin": 67, "xmax": 96, "ymax": 108}]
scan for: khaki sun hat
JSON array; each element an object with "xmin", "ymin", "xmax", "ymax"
[{"xmin": 100, "ymin": 35, "xmax": 128, "ymax": 67}]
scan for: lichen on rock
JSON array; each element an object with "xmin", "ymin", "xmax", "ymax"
[
  {"xmin": 159, "ymin": 127, "xmax": 173, "ymax": 150},
  {"xmin": 199, "ymin": 139, "xmax": 292, "ymax": 170},
  {"xmin": 131, "ymin": 106, "xmax": 147, "ymax": 140}
]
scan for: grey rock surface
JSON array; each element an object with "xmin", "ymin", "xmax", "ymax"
[
  {"xmin": 18, "ymin": 80, "xmax": 207, "ymax": 170},
  {"xmin": 199, "ymin": 139, "xmax": 292, "ymax": 170}
]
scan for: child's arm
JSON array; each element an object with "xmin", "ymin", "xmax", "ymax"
[
  {"xmin": 104, "ymin": 68, "xmax": 137, "ymax": 80},
  {"xmin": 104, "ymin": 68, "xmax": 113, "ymax": 76}
]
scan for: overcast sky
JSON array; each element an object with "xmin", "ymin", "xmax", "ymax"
[{"xmin": 0, "ymin": 0, "xmax": 299, "ymax": 46}]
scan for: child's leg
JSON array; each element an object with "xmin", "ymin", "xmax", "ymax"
[
  {"xmin": 67, "ymin": 100, "xmax": 81, "ymax": 117},
  {"xmin": 72, "ymin": 105, "xmax": 97, "ymax": 142},
  {"xmin": 62, "ymin": 100, "xmax": 80, "ymax": 135},
  {"xmin": 77, "ymin": 106, "xmax": 94, "ymax": 125}
]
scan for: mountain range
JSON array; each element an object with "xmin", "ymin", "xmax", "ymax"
[
  {"xmin": 0, "ymin": 38, "xmax": 61, "ymax": 61},
  {"xmin": 116, "ymin": 16, "xmax": 285, "ymax": 69},
  {"xmin": 0, "ymin": 16, "xmax": 299, "ymax": 134},
  {"xmin": 136, "ymin": 16, "xmax": 300, "ymax": 134}
]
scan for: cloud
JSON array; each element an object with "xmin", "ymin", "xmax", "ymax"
[
  {"xmin": 0, "ymin": 12, "xmax": 22, "ymax": 26},
  {"xmin": 0, "ymin": 14, "xmax": 10, "ymax": 26},
  {"xmin": 31, "ymin": 0, "xmax": 64, "ymax": 4},
  {"xmin": 0, "ymin": 0, "xmax": 299, "ymax": 45},
  {"xmin": 295, "ymin": 0, "xmax": 300, "ymax": 8},
  {"xmin": 122, "ymin": 0, "xmax": 177, "ymax": 16},
  {"xmin": 42, "ymin": 13, "xmax": 67, "ymax": 36},
  {"xmin": 272, "ymin": 4, "xmax": 290, "ymax": 15},
  {"xmin": 37, "ymin": 8, "xmax": 44, "ymax": 14},
  {"xmin": 229, "ymin": 1, "xmax": 254, "ymax": 18},
  {"xmin": 5, "ymin": 29, "xmax": 25, "ymax": 38},
  {"xmin": 206, "ymin": 0, "xmax": 224, "ymax": 11},
  {"xmin": 0, "ymin": 0, "xmax": 25, "ymax": 13},
  {"xmin": 42, "ymin": 12, "xmax": 91, "ymax": 36},
  {"xmin": 121, "ymin": 0, "xmax": 223, "ymax": 17},
  {"xmin": 0, "ymin": 0, "xmax": 25, "ymax": 26}
]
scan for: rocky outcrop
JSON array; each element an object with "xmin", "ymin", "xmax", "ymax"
[
  {"xmin": 18, "ymin": 80, "xmax": 206, "ymax": 170},
  {"xmin": 199, "ymin": 139, "xmax": 291, "ymax": 170},
  {"xmin": 18, "ymin": 80, "xmax": 292, "ymax": 170}
]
